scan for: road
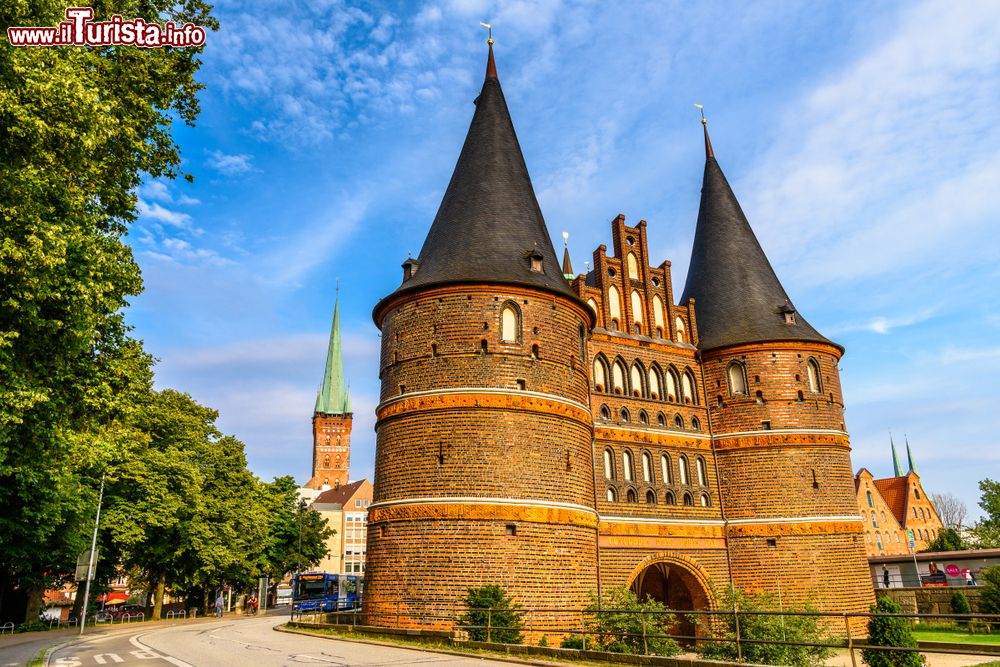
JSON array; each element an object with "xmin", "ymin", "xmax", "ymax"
[{"xmin": 38, "ymin": 615, "xmax": 522, "ymax": 667}]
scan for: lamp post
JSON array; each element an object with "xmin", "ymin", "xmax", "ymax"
[{"xmin": 79, "ymin": 474, "xmax": 105, "ymax": 635}]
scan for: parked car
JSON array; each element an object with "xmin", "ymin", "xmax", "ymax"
[{"xmin": 112, "ymin": 604, "xmax": 145, "ymax": 621}]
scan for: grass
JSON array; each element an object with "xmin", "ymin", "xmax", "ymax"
[{"xmin": 913, "ymin": 629, "xmax": 1000, "ymax": 645}]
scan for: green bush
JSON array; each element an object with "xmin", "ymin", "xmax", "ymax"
[
  {"xmin": 862, "ymin": 597, "xmax": 921, "ymax": 667},
  {"xmin": 951, "ymin": 590, "xmax": 972, "ymax": 629},
  {"xmin": 16, "ymin": 621, "xmax": 48, "ymax": 633},
  {"xmin": 923, "ymin": 528, "xmax": 966, "ymax": 552},
  {"xmin": 537, "ymin": 634, "xmax": 548, "ymax": 647},
  {"xmin": 982, "ymin": 566, "xmax": 1000, "ymax": 631},
  {"xmin": 457, "ymin": 584, "xmax": 523, "ymax": 644},
  {"xmin": 560, "ymin": 634, "xmax": 585, "ymax": 649},
  {"xmin": 699, "ymin": 586, "xmax": 834, "ymax": 667},
  {"xmin": 583, "ymin": 587, "xmax": 680, "ymax": 656}
]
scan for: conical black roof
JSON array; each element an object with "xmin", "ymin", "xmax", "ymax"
[
  {"xmin": 680, "ymin": 144, "xmax": 839, "ymax": 352},
  {"xmin": 377, "ymin": 46, "xmax": 577, "ymax": 314}
]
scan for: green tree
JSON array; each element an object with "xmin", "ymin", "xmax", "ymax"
[
  {"xmin": 0, "ymin": 0, "xmax": 215, "ymax": 622},
  {"xmin": 259, "ymin": 477, "xmax": 333, "ymax": 583},
  {"xmin": 700, "ymin": 586, "xmax": 833, "ymax": 667},
  {"xmin": 862, "ymin": 596, "xmax": 921, "ymax": 667},
  {"xmin": 458, "ymin": 584, "xmax": 524, "ymax": 644},
  {"xmin": 971, "ymin": 480, "xmax": 1000, "ymax": 548},
  {"xmin": 950, "ymin": 590, "xmax": 972, "ymax": 629},
  {"xmin": 923, "ymin": 528, "xmax": 966, "ymax": 552},
  {"xmin": 584, "ymin": 587, "xmax": 680, "ymax": 656}
]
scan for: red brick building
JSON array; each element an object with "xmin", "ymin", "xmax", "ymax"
[
  {"xmin": 364, "ymin": 43, "xmax": 874, "ymax": 629},
  {"xmin": 304, "ymin": 297, "xmax": 352, "ymax": 492}
]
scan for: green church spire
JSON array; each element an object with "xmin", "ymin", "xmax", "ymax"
[
  {"xmin": 890, "ymin": 432, "xmax": 902, "ymax": 477},
  {"xmin": 316, "ymin": 297, "xmax": 351, "ymax": 415},
  {"xmin": 905, "ymin": 435, "xmax": 917, "ymax": 474}
]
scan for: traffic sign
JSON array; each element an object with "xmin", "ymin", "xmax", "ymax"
[{"xmin": 75, "ymin": 549, "xmax": 98, "ymax": 581}]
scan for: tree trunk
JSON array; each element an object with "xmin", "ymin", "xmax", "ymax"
[
  {"xmin": 151, "ymin": 574, "xmax": 165, "ymax": 620},
  {"xmin": 24, "ymin": 584, "xmax": 44, "ymax": 625}
]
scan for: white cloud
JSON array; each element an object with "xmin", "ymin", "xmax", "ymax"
[
  {"xmin": 137, "ymin": 199, "xmax": 197, "ymax": 232},
  {"xmin": 941, "ymin": 345, "xmax": 1000, "ymax": 365},
  {"xmin": 825, "ymin": 307, "xmax": 938, "ymax": 336},
  {"xmin": 205, "ymin": 150, "xmax": 255, "ymax": 175}
]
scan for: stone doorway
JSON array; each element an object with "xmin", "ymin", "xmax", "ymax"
[{"xmin": 629, "ymin": 558, "xmax": 711, "ymax": 643}]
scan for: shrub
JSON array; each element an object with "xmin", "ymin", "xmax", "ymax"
[
  {"xmin": 951, "ymin": 590, "xmax": 972, "ymax": 629},
  {"xmin": 699, "ymin": 585, "xmax": 834, "ymax": 667},
  {"xmin": 560, "ymin": 634, "xmax": 585, "ymax": 649},
  {"xmin": 537, "ymin": 635, "xmax": 548, "ymax": 647},
  {"xmin": 583, "ymin": 587, "xmax": 680, "ymax": 656},
  {"xmin": 981, "ymin": 566, "xmax": 1000, "ymax": 631},
  {"xmin": 923, "ymin": 528, "xmax": 966, "ymax": 552},
  {"xmin": 457, "ymin": 584, "xmax": 523, "ymax": 644},
  {"xmin": 862, "ymin": 596, "xmax": 921, "ymax": 667}
]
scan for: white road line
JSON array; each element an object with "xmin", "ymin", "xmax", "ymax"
[{"xmin": 128, "ymin": 633, "xmax": 195, "ymax": 667}]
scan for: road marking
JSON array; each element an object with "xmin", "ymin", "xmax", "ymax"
[
  {"xmin": 290, "ymin": 655, "xmax": 344, "ymax": 664},
  {"xmin": 128, "ymin": 634, "xmax": 195, "ymax": 667},
  {"xmin": 92, "ymin": 655, "xmax": 124, "ymax": 665}
]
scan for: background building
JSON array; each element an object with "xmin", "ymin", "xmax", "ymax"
[
  {"xmin": 311, "ymin": 480, "xmax": 373, "ymax": 575},
  {"xmin": 363, "ymin": 44, "xmax": 874, "ymax": 630}
]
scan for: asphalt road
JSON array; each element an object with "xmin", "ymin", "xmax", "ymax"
[{"xmin": 39, "ymin": 616, "xmax": 521, "ymax": 667}]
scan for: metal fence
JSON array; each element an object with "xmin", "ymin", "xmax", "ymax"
[{"xmin": 290, "ymin": 603, "xmax": 1000, "ymax": 664}]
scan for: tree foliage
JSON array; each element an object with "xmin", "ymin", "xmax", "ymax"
[
  {"xmin": 971, "ymin": 480, "xmax": 1000, "ymax": 548},
  {"xmin": 930, "ymin": 493, "xmax": 968, "ymax": 530},
  {"xmin": 923, "ymin": 528, "xmax": 967, "ymax": 552},
  {"xmin": 0, "ymin": 0, "xmax": 215, "ymax": 622},
  {"xmin": 980, "ymin": 566, "xmax": 1000, "ymax": 629},
  {"xmin": 584, "ymin": 587, "xmax": 680, "ymax": 656},
  {"xmin": 862, "ymin": 596, "xmax": 921, "ymax": 667},
  {"xmin": 700, "ymin": 585, "xmax": 833, "ymax": 667},
  {"xmin": 259, "ymin": 476, "xmax": 334, "ymax": 582},
  {"xmin": 458, "ymin": 584, "xmax": 524, "ymax": 644}
]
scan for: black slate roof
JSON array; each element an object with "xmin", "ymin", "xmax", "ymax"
[
  {"xmin": 376, "ymin": 46, "xmax": 577, "ymax": 314},
  {"xmin": 680, "ymin": 156, "xmax": 840, "ymax": 352}
]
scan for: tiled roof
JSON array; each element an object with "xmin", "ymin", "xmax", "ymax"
[
  {"xmin": 872, "ymin": 476, "xmax": 909, "ymax": 524},
  {"xmin": 314, "ymin": 479, "xmax": 367, "ymax": 506},
  {"xmin": 679, "ymin": 153, "xmax": 839, "ymax": 352}
]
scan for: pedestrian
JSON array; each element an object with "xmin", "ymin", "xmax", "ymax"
[
  {"xmin": 215, "ymin": 592, "xmax": 224, "ymax": 618},
  {"xmin": 882, "ymin": 566, "xmax": 890, "ymax": 589},
  {"xmin": 966, "ymin": 569, "xmax": 976, "ymax": 586}
]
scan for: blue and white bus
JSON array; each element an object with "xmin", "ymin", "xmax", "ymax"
[{"xmin": 291, "ymin": 572, "xmax": 363, "ymax": 613}]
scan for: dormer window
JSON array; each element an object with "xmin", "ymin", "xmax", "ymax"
[
  {"xmin": 527, "ymin": 248, "xmax": 544, "ymax": 273},
  {"xmin": 402, "ymin": 258, "xmax": 420, "ymax": 281},
  {"xmin": 780, "ymin": 304, "xmax": 796, "ymax": 325}
]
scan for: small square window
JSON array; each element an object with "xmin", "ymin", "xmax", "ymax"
[
  {"xmin": 766, "ymin": 538, "xmax": 777, "ymax": 548},
  {"xmin": 762, "ymin": 421, "xmax": 771, "ymax": 430},
  {"xmin": 506, "ymin": 524, "xmax": 517, "ymax": 536}
]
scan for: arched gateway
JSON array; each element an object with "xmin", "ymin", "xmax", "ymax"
[{"xmin": 626, "ymin": 554, "xmax": 713, "ymax": 641}]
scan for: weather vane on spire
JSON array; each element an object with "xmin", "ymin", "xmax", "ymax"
[
  {"xmin": 694, "ymin": 103, "xmax": 707, "ymax": 126},
  {"xmin": 480, "ymin": 22, "xmax": 493, "ymax": 45}
]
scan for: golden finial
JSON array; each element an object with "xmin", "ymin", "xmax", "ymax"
[
  {"xmin": 694, "ymin": 103, "xmax": 707, "ymax": 126},
  {"xmin": 694, "ymin": 103, "xmax": 714, "ymax": 159},
  {"xmin": 480, "ymin": 22, "xmax": 493, "ymax": 45}
]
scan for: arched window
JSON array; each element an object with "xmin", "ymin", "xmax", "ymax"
[
  {"xmin": 648, "ymin": 367, "xmax": 661, "ymax": 399},
  {"xmin": 646, "ymin": 490, "xmax": 656, "ymax": 505},
  {"xmin": 913, "ymin": 507, "xmax": 918, "ymax": 519},
  {"xmin": 607, "ymin": 487, "xmax": 618, "ymax": 502},
  {"xmin": 665, "ymin": 491, "xmax": 676, "ymax": 505},
  {"xmin": 620, "ymin": 408, "xmax": 631, "ymax": 423},
  {"xmin": 806, "ymin": 358, "xmax": 822, "ymax": 393},
  {"xmin": 876, "ymin": 534, "xmax": 883, "ymax": 550},
  {"xmin": 612, "ymin": 360, "xmax": 626, "ymax": 394},
  {"xmin": 893, "ymin": 532, "xmax": 899, "ymax": 543},
  {"xmin": 690, "ymin": 416, "xmax": 701, "ymax": 431},
  {"xmin": 661, "ymin": 454, "xmax": 673, "ymax": 485},
  {"xmin": 914, "ymin": 488, "xmax": 921, "ymax": 499},
  {"xmin": 626, "ymin": 488, "xmax": 638, "ymax": 503},
  {"xmin": 630, "ymin": 290, "xmax": 643, "ymax": 325},
  {"xmin": 641, "ymin": 452, "xmax": 653, "ymax": 483},
  {"xmin": 682, "ymin": 371, "xmax": 696, "ymax": 404},
  {"xmin": 593, "ymin": 356, "xmax": 607, "ymax": 392},
  {"xmin": 638, "ymin": 410, "xmax": 648, "ymax": 425},
  {"xmin": 600, "ymin": 405, "xmax": 611, "ymax": 420},
  {"xmin": 627, "ymin": 253, "xmax": 639, "ymax": 280},
  {"xmin": 728, "ymin": 362, "xmax": 748, "ymax": 395},
  {"xmin": 673, "ymin": 413, "xmax": 684, "ymax": 429},
  {"xmin": 679, "ymin": 455, "xmax": 689, "ymax": 485},
  {"xmin": 675, "ymin": 317, "xmax": 686, "ymax": 343},
  {"xmin": 866, "ymin": 491, "xmax": 874, "ymax": 507},
  {"xmin": 652, "ymin": 295, "xmax": 665, "ymax": 333},
  {"xmin": 587, "ymin": 298, "xmax": 599, "ymax": 317},
  {"xmin": 872, "ymin": 514, "xmax": 878, "ymax": 528},
  {"xmin": 630, "ymin": 364, "xmax": 644, "ymax": 397},
  {"xmin": 603, "ymin": 448, "xmax": 615, "ymax": 480},
  {"xmin": 683, "ymin": 492, "xmax": 693, "ymax": 506},
  {"xmin": 880, "ymin": 511, "xmax": 886, "ymax": 523},
  {"xmin": 608, "ymin": 285, "xmax": 622, "ymax": 327},
  {"xmin": 919, "ymin": 507, "xmax": 925, "ymax": 519},
  {"xmin": 700, "ymin": 493, "xmax": 711, "ymax": 507},
  {"xmin": 665, "ymin": 369, "xmax": 678, "ymax": 402},
  {"xmin": 657, "ymin": 412, "xmax": 666, "ymax": 427},
  {"xmin": 500, "ymin": 302, "xmax": 520, "ymax": 342},
  {"xmin": 623, "ymin": 450, "xmax": 634, "ymax": 482},
  {"xmin": 696, "ymin": 457, "xmax": 708, "ymax": 486}
]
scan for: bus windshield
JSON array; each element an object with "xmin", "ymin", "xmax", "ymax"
[{"xmin": 295, "ymin": 577, "xmax": 327, "ymax": 600}]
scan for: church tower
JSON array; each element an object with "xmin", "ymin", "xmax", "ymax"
[
  {"xmin": 305, "ymin": 297, "xmax": 352, "ymax": 491},
  {"xmin": 680, "ymin": 120, "xmax": 873, "ymax": 612},
  {"xmin": 365, "ymin": 42, "xmax": 597, "ymax": 625}
]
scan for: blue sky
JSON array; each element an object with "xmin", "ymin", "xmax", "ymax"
[{"xmin": 128, "ymin": 0, "xmax": 1000, "ymax": 520}]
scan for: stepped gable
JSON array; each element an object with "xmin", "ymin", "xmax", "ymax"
[
  {"xmin": 680, "ymin": 123, "xmax": 838, "ymax": 352},
  {"xmin": 376, "ymin": 44, "xmax": 577, "ymax": 316}
]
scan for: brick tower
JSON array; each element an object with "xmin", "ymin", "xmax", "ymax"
[
  {"xmin": 365, "ymin": 42, "xmax": 598, "ymax": 625},
  {"xmin": 305, "ymin": 297, "xmax": 352, "ymax": 491},
  {"xmin": 679, "ymin": 121, "xmax": 873, "ymax": 612}
]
